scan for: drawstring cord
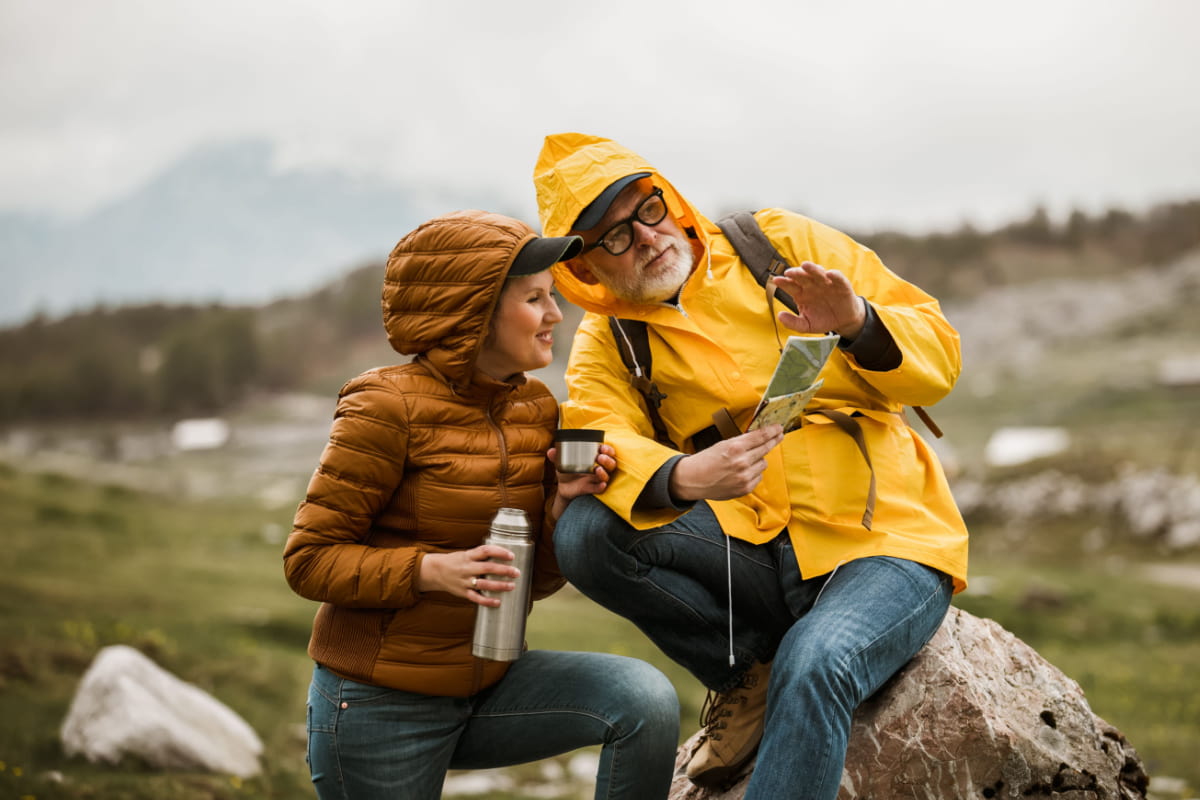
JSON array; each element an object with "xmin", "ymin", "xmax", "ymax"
[
  {"xmin": 811, "ymin": 561, "xmax": 846, "ymax": 608},
  {"xmin": 725, "ymin": 531, "xmax": 735, "ymax": 667}
]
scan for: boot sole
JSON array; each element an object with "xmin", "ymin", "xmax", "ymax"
[{"xmin": 685, "ymin": 737, "xmax": 764, "ymax": 787}]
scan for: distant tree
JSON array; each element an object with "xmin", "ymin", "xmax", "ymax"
[
  {"xmin": 1007, "ymin": 206, "xmax": 1056, "ymax": 245},
  {"xmin": 158, "ymin": 323, "xmax": 217, "ymax": 413},
  {"xmin": 71, "ymin": 339, "xmax": 149, "ymax": 417},
  {"xmin": 1141, "ymin": 201, "xmax": 1200, "ymax": 265},
  {"xmin": 334, "ymin": 264, "xmax": 384, "ymax": 337},
  {"xmin": 156, "ymin": 308, "xmax": 258, "ymax": 414},
  {"xmin": 1064, "ymin": 209, "xmax": 1091, "ymax": 248}
]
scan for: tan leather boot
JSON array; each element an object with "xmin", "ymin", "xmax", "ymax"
[{"xmin": 685, "ymin": 660, "xmax": 772, "ymax": 786}]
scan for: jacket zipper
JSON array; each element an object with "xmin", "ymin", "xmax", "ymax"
[{"xmin": 485, "ymin": 400, "xmax": 510, "ymax": 509}]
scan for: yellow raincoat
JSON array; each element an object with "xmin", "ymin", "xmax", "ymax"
[{"xmin": 534, "ymin": 133, "xmax": 968, "ymax": 592}]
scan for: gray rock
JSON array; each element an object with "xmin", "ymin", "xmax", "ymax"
[
  {"xmin": 60, "ymin": 645, "xmax": 262, "ymax": 777},
  {"xmin": 668, "ymin": 607, "xmax": 1147, "ymax": 800}
]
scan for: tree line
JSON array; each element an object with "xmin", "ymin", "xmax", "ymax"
[
  {"xmin": 854, "ymin": 198, "xmax": 1200, "ymax": 299},
  {"xmin": 2, "ymin": 199, "xmax": 1198, "ymax": 424},
  {"xmin": 0, "ymin": 304, "xmax": 259, "ymax": 422}
]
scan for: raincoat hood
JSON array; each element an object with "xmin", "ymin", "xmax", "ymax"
[
  {"xmin": 533, "ymin": 132, "xmax": 712, "ymax": 315},
  {"xmin": 382, "ymin": 210, "xmax": 541, "ymax": 389}
]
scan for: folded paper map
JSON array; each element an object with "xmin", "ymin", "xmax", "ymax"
[{"xmin": 746, "ymin": 334, "xmax": 838, "ymax": 433}]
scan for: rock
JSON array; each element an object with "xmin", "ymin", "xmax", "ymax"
[
  {"xmin": 667, "ymin": 607, "xmax": 1147, "ymax": 800},
  {"xmin": 60, "ymin": 645, "xmax": 263, "ymax": 777}
]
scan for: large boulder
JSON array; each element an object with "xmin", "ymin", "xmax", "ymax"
[
  {"xmin": 668, "ymin": 607, "xmax": 1147, "ymax": 800},
  {"xmin": 60, "ymin": 645, "xmax": 263, "ymax": 778}
]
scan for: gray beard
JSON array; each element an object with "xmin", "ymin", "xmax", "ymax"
[{"xmin": 600, "ymin": 234, "xmax": 694, "ymax": 305}]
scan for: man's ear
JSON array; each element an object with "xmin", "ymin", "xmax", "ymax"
[{"xmin": 567, "ymin": 259, "xmax": 601, "ymax": 285}]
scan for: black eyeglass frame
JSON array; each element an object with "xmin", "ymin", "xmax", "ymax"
[{"xmin": 579, "ymin": 187, "xmax": 669, "ymax": 257}]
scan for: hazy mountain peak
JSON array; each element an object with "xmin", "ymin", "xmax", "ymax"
[{"xmin": 0, "ymin": 139, "xmax": 436, "ymax": 325}]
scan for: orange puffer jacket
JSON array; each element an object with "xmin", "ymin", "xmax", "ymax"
[{"xmin": 283, "ymin": 210, "xmax": 565, "ymax": 697}]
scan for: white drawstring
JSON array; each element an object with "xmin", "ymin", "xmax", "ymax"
[
  {"xmin": 725, "ymin": 531, "xmax": 735, "ymax": 667},
  {"xmin": 610, "ymin": 319, "xmax": 647, "ymax": 378},
  {"xmin": 706, "ymin": 240, "xmax": 715, "ymax": 280},
  {"xmin": 811, "ymin": 561, "xmax": 846, "ymax": 608}
]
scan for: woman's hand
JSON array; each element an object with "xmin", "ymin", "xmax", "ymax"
[
  {"xmin": 417, "ymin": 545, "xmax": 519, "ymax": 607},
  {"xmin": 548, "ymin": 443, "xmax": 616, "ymax": 521}
]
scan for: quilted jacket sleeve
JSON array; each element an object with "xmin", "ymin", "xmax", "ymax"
[{"xmin": 283, "ymin": 373, "xmax": 422, "ymax": 609}]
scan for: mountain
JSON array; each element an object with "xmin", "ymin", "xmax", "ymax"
[{"xmin": 0, "ymin": 140, "xmax": 477, "ymax": 326}]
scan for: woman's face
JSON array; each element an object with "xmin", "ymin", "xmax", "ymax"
[{"xmin": 475, "ymin": 269, "xmax": 564, "ymax": 381}]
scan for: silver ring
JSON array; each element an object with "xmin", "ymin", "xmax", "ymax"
[{"xmin": 470, "ymin": 577, "xmax": 478, "ymax": 589}]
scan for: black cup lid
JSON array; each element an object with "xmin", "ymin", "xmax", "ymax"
[{"xmin": 554, "ymin": 428, "xmax": 605, "ymax": 442}]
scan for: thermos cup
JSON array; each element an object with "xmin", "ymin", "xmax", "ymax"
[
  {"xmin": 553, "ymin": 428, "xmax": 605, "ymax": 473},
  {"xmin": 471, "ymin": 507, "xmax": 534, "ymax": 661}
]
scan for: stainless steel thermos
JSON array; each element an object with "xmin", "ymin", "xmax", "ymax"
[{"xmin": 471, "ymin": 507, "xmax": 534, "ymax": 661}]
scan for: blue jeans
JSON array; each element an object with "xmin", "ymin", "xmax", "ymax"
[
  {"xmin": 306, "ymin": 649, "xmax": 679, "ymax": 800},
  {"xmin": 554, "ymin": 496, "xmax": 953, "ymax": 800}
]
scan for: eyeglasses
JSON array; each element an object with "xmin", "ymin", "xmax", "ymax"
[{"xmin": 580, "ymin": 188, "xmax": 669, "ymax": 257}]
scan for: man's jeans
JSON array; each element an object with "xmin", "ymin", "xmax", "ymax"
[
  {"xmin": 554, "ymin": 496, "xmax": 954, "ymax": 800},
  {"xmin": 306, "ymin": 649, "xmax": 679, "ymax": 800}
]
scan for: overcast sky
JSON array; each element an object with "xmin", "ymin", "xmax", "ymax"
[{"xmin": 2, "ymin": 0, "xmax": 1199, "ymax": 233}]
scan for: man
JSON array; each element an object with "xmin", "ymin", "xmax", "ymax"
[{"xmin": 533, "ymin": 132, "xmax": 969, "ymax": 800}]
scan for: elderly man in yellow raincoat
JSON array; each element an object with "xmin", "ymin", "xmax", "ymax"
[{"xmin": 534, "ymin": 132, "xmax": 969, "ymax": 800}]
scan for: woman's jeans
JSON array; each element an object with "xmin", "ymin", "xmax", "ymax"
[
  {"xmin": 554, "ymin": 496, "xmax": 954, "ymax": 800},
  {"xmin": 306, "ymin": 649, "xmax": 679, "ymax": 800}
]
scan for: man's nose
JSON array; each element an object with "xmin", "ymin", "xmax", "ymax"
[{"xmin": 631, "ymin": 219, "xmax": 659, "ymax": 246}]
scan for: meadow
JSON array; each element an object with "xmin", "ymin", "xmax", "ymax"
[{"xmin": 1, "ymin": 454, "xmax": 1197, "ymax": 800}]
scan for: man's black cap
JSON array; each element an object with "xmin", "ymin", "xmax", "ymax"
[{"xmin": 573, "ymin": 171, "xmax": 652, "ymax": 231}]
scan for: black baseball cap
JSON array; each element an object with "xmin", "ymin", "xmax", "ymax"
[
  {"xmin": 509, "ymin": 234, "xmax": 584, "ymax": 276},
  {"xmin": 573, "ymin": 171, "xmax": 652, "ymax": 231}
]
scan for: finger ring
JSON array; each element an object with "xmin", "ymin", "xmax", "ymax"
[{"xmin": 470, "ymin": 577, "xmax": 478, "ymax": 589}]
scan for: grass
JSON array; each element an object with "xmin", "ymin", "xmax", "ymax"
[
  {"xmin": 0, "ymin": 460, "xmax": 1198, "ymax": 799},
  {"xmin": 0, "ymin": 463, "xmax": 316, "ymax": 800}
]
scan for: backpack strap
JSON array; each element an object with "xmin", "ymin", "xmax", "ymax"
[
  {"xmin": 607, "ymin": 317, "xmax": 676, "ymax": 449},
  {"xmin": 716, "ymin": 211, "xmax": 798, "ymax": 317}
]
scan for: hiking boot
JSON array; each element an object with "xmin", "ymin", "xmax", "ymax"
[{"xmin": 685, "ymin": 659, "xmax": 772, "ymax": 787}]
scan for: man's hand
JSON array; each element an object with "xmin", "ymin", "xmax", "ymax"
[
  {"xmin": 772, "ymin": 261, "xmax": 866, "ymax": 339},
  {"xmin": 669, "ymin": 425, "xmax": 784, "ymax": 502}
]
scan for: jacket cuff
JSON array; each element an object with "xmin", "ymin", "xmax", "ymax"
[
  {"xmin": 838, "ymin": 298, "xmax": 902, "ymax": 371},
  {"xmin": 633, "ymin": 455, "xmax": 695, "ymax": 512}
]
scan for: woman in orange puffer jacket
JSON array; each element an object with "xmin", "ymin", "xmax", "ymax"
[{"xmin": 283, "ymin": 210, "xmax": 680, "ymax": 800}]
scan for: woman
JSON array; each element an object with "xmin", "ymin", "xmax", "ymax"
[{"xmin": 283, "ymin": 210, "xmax": 679, "ymax": 800}]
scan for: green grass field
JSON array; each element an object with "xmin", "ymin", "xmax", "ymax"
[{"xmin": 1, "ymin": 460, "xmax": 1197, "ymax": 800}]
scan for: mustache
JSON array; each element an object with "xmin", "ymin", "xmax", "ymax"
[{"xmin": 637, "ymin": 241, "xmax": 671, "ymax": 270}]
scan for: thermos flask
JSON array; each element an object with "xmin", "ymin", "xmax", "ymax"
[{"xmin": 471, "ymin": 507, "xmax": 534, "ymax": 661}]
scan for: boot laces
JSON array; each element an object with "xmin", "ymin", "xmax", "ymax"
[{"xmin": 697, "ymin": 670, "xmax": 760, "ymax": 743}]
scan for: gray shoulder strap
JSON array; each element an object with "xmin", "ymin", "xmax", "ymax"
[{"xmin": 716, "ymin": 211, "xmax": 799, "ymax": 315}]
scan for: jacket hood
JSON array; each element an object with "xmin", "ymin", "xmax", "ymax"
[
  {"xmin": 382, "ymin": 210, "xmax": 540, "ymax": 388},
  {"xmin": 533, "ymin": 132, "xmax": 713, "ymax": 315}
]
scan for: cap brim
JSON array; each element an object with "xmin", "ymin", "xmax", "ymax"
[
  {"xmin": 508, "ymin": 234, "xmax": 584, "ymax": 276},
  {"xmin": 573, "ymin": 171, "xmax": 652, "ymax": 231}
]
